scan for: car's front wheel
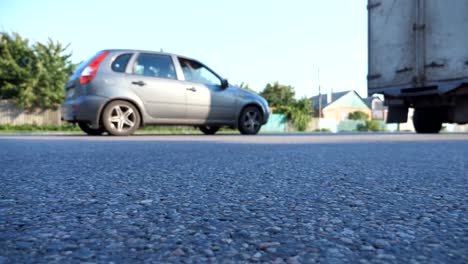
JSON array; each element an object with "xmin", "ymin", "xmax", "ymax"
[
  {"xmin": 102, "ymin": 100, "xmax": 140, "ymax": 136},
  {"xmin": 199, "ymin": 125, "xmax": 220, "ymax": 135},
  {"xmin": 238, "ymin": 106, "xmax": 262, "ymax": 135},
  {"xmin": 78, "ymin": 121, "xmax": 105, "ymax": 136}
]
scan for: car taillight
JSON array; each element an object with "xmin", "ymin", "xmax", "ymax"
[{"xmin": 80, "ymin": 51, "xmax": 109, "ymax": 85}]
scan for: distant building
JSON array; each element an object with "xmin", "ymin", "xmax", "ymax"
[
  {"xmin": 363, "ymin": 95, "xmax": 387, "ymax": 121},
  {"xmin": 310, "ymin": 90, "xmax": 371, "ymax": 123}
]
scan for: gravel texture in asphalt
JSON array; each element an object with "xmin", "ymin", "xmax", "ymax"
[{"xmin": 0, "ymin": 135, "xmax": 467, "ymax": 263}]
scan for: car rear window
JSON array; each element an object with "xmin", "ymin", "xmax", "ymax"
[{"xmin": 111, "ymin": 53, "xmax": 132, "ymax": 73}]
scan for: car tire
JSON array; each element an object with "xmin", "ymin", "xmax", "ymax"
[
  {"xmin": 78, "ymin": 121, "xmax": 105, "ymax": 136},
  {"xmin": 199, "ymin": 125, "xmax": 220, "ymax": 135},
  {"xmin": 101, "ymin": 100, "xmax": 140, "ymax": 136},
  {"xmin": 238, "ymin": 106, "xmax": 262, "ymax": 135}
]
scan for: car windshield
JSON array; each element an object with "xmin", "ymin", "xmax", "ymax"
[{"xmin": 178, "ymin": 58, "xmax": 221, "ymax": 86}]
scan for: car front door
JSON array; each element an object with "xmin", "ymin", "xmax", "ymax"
[
  {"xmin": 178, "ymin": 57, "xmax": 236, "ymax": 122},
  {"xmin": 128, "ymin": 53, "xmax": 186, "ymax": 120}
]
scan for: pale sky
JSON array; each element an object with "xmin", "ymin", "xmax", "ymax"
[{"xmin": 0, "ymin": 0, "xmax": 368, "ymax": 98}]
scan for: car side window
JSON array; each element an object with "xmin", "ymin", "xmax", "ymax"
[
  {"xmin": 111, "ymin": 53, "xmax": 132, "ymax": 73},
  {"xmin": 178, "ymin": 58, "xmax": 221, "ymax": 86},
  {"xmin": 133, "ymin": 54, "xmax": 176, "ymax": 80}
]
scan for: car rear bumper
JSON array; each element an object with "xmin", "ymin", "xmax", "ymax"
[{"xmin": 61, "ymin": 96, "xmax": 108, "ymax": 127}]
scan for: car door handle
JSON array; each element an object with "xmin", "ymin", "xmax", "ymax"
[
  {"xmin": 131, "ymin": 81, "xmax": 146, "ymax": 86},
  {"xmin": 186, "ymin": 87, "xmax": 197, "ymax": 92}
]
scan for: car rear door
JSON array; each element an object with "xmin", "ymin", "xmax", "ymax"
[{"xmin": 127, "ymin": 53, "xmax": 186, "ymax": 120}]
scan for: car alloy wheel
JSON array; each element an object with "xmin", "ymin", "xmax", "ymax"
[
  {"xmin": 102, "ymin": 100, "xmax": 140, "ymax": 136},
  {"xmin": 239, "ymin": 106, "xmax": 262, "ymax": 135}
]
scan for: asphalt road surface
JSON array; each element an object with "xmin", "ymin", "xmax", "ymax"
[{"xmin": 1, "ymin": 133, "xmax": 467, "ymax": 263}]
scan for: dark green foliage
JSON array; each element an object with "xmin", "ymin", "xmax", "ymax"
[
  {"xmin": 260, "ymin": 82, "xmax": 296, "ymax": 113},
  {"xmin": 348, "ymin": 110, "xmax": 369, "ymax": 120},
  {"xmin": 366, "ymin": 120, "xmax": 382, "ymax": 131},
  {"xmin": 0, "ymin": 32, "xmax": 75, "ymax": 109},
  {"xmin": 287, "ymin": 97, "xmax": 313, "ymax": 131},
  {"xmin": 357, "ymin": 120, "xmax": 383, "ymax": 132}
]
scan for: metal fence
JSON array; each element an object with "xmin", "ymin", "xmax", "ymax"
[
  {"xmin": 260, "ymin": 114, "xmax": 287, "ymax": 133},
  {"xmin": 0, "ymin": 100, "xmax": 61, "ymax": 125}
]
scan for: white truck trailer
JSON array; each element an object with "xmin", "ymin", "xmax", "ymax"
[{"xmin": 367, "ymin": 0, "xmax": 468, "ymax": 133}]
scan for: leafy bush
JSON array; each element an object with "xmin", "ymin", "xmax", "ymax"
[
  {"xmin": 0, "ymin": 31, "xmax": 75, "ymax": 109},
  {"xmin": 366, "ymin": 120, "xmax": 382, "ymax": 131},
  {"xmin": 357, "ymin": 120, "xmax": 383, "ymax": 132},
  {"xmin": 287, "ymin": 97, "xmax": 313, "ymax": 131},
  {"xmin": 348, "ymin": 111, "xmax": 369, "ymax": 120}
]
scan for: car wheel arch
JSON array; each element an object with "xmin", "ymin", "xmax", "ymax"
[{"xmin": 239, "ymin": 103, "xmax": 263, "ymax": 117}]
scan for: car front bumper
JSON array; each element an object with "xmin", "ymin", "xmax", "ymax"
[{"xmin": 262, "ymin": 110, "xmax": 270, "ymax": 125}]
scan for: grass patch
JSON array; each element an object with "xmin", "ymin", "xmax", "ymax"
[
  {"xmin": 138, "ymin": 126, "xmax": 239, "ymax": 134},
  {"xmin": 0, "ymin": 124, "xmax": 241, "ymax": 134},
  {"xmin": 0, "ymin": 123, "xmax": 80, "ymax": 133},
  {"xmin": 138, "ymin": 126, "xmax": 203, "ymax": 134}
]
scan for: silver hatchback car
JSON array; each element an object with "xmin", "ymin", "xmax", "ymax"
[{"xmin": 61, "ymin": 50, "xmax": 270, "ymax": 136}]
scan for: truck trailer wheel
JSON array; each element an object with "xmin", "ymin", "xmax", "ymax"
[{"xmin": 413, "ymin": 108, "xmax": 442, "ymax": 134}]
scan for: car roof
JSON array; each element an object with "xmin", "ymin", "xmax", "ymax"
[{"xmin": 105, "ymin": 49, "xmax": 195, "ymax": 61}]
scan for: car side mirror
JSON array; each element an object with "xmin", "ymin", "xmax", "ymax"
[{"xmin": 221, "ymin": 79, "xmax": 229, "ymax": 89}]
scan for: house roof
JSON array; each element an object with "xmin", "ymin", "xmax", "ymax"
[
  {"xmin": 310, "ymin": 90, "xmax": 371, "ymax": 112},
  {"xmin": 310, "ymin": 91, "xmax": 350, "ymax": 111}
]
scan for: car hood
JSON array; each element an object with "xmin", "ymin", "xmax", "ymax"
[{"xmin": 229, "ymin": 85, "xmax": 270, "ymax": 111}]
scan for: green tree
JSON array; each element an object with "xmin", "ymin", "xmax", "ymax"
[
  {"xmin": 32, "ymin": 39, "xmax": 74, "ymax": 108},
  {"xmin": 259, "ymin": 82, "xmax": 314, "ymax": 132},
  {"xmin": 0, "ymin": 32, "xmax": 36, "ymax": 102},
  {"xmin": 260, "ymin": 81, "xmax": 295, "ymax": 113},
  {"xmin": 287, "ymin": 97, "xmax": 313, "ymax": 131},
  {"xmin": 0, "ymin": 31, "xmax": 74, "ymax": 109},
  {"xmin": 348, "ymin": 110, "xmax": 369, "ymax": 120}
]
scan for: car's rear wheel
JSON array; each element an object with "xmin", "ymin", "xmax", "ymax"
[
  {"xmin": 199, "ymin": 125, "xmax": 220, "ymax": 135},
  {"xmin": 102, "ymin": 100, "xmax": 140, "ymax": 136},
  {"xmin": 238, "ymin": 106, "xmax": 262, "ymax": 135},
  {"xmin": 78, "ymin": 121, "xmax": 105, "ymax": 136}
]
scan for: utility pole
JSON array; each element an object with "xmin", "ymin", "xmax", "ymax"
[{"xmin": 318, "ymin": 68, "xmax": 322, "ymax": 119}]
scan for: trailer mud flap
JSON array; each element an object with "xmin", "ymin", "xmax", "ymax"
[{"xmin": 387, "ymin": 106, "xmax": 408, "ymax": 123}]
